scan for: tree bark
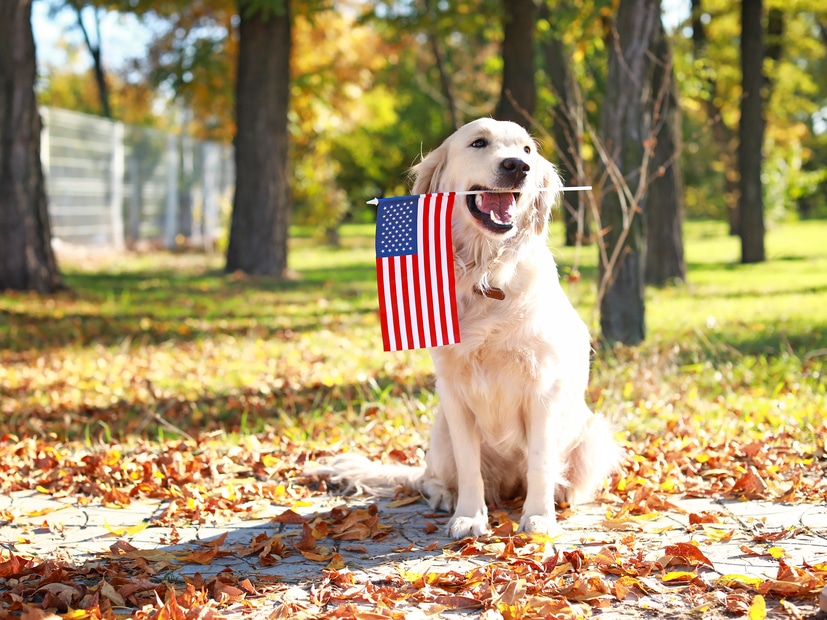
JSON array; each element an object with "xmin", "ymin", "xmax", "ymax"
[
  {"xmin": 494, "ymin": 0, "xmax": 536, "ymax": 128},
  {"xmin": 423, "ymin": 0, "xmax": 460, "ymax": 130},
  {"xmin": 692, "ymin": 0, "xmax": 740, "ymax": 235},
  {"xmin": 598, "ymin": 0, "xmax": 660, "ymax": 345},
  {"xmin": 539, "ymin": 3, "xmax": 589, "ymax": 247},
  {"xmin": 645, "ymin": 17, "xmax": 686, "ymax": 286},
  {"xmin": 69, "ymin": 1, "xmax": 111, "ymax": 118},
  {"xmin": 0, "ymin": 0, "xmax": 62, "ymax": 293},
  {"xmin": 739, "ymin": 0, "xmax": 765, "ymax": 264},
  {"xmin": 226, "ymin": 0, "xmax": 292, "ymax": 276}
]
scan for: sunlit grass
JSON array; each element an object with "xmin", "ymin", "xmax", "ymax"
[{"xmin": 0, "ymin": 220, "xmax": 824, "ymax": 450}]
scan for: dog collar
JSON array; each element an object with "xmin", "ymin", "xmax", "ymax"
[{"xmin": 473, "ymin": 285, "xmax": 505, "ymax": 301}]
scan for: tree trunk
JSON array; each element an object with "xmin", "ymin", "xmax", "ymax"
[
  {"xmin": 0, "ymin": 0, "xmax": 62, "ymax": 293},
  {"xmin": 645, "ymin": 17, "xmax": 686, "ymax": 286},
  {"xmin": 598, "ymin": 0, "xmax": 660, "ymax": 345},
  {"xmin": 423, "ymin": 0, "xmax": 460, "ymax": 130},
  {"xmin": 692, "ymin": 0, "xmax": 740, "ymax": 236},
  {"xmin": 494, "ymin": 0, "xmax": 536, "ymax": 128},
  {"xmin": 226, "ymin": 1, "xmax": 292, "ymax": 276},
  {"xmin": 70, "ymin": 2, "xmax": 111, "ymax": 118},
  {"xmin": 739, "ymin": 0, "xmax": 765, "ymax": 264},
  {"xmin": 539, "ymin": 3, "xmax": 590, "ymax": 247}
]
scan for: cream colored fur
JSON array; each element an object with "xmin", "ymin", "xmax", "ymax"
[{"xmin": 311, "ymin": 118, "xmax": 619, "ymax": 539}]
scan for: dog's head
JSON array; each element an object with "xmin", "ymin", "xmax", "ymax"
[{"xmin": 411, "ymin": 118, "xmax": 561, "ymax": 242}]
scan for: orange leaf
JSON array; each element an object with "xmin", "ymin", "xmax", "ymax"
[{"xmin": 663, "ymin": 542, "xmax": 714, "ymax": 568}]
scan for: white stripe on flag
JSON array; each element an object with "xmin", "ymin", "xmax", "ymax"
[
  {"xmin": 428, "ymin": 197, "xmax": 444, "ymax": 346},
  {"xmin": 438, "ymin": 195, "xmax": 457, "ymax": 345},
  {"xmin": 406, "ymin": 255, "xmax": 419, "ymax": 349}
]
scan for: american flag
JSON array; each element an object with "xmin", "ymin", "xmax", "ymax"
[{"xmin": 375, "ymin": 193, "xmax": 460, "ymax": 352}]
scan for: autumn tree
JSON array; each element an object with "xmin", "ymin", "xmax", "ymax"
[
  {"xmin": 0, "ymin": 0, "xmax": 62, "ymax": 293},
  {"xmin": 225, "ymin": 0, "xmax": 292, "ymax": 276},
  {"xmin": 645, "ymin": 16, "xmax": 686, "ymax": 285},
  {"xmin": 739, "ymin": 0, "xmax": 766, "ymax": 263},
  {"xmin": 65, "ymin": 0, "xmax": 111, "ymax": 117},
  {"xmin": 597, "ymin": 0, "xmax": 661, "ymax": 345},
  {"xmin": 538, "ymin": 1, "xmax": 588, "ymax": 247},
  {"xmin": 494, "ymin": 0, "xmax": 536, "ymax": 126}
]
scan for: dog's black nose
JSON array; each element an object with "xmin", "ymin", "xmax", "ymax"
[{"xmin": 501, "ymin": 158, "xmax": 530, "ymax": 175}]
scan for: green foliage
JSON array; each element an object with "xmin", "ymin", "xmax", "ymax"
[
  {"xmin": 34, "ymin": 0, "xmax": 827, "ymax": 236},
  {"xmin": 673, "ymin": 0, "xmax": 827, "ymax": 220}
]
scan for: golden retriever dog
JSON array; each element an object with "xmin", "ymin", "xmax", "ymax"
[{"xmin": 311, "ymin": 118, "xmax": 619, "ymax": 538}]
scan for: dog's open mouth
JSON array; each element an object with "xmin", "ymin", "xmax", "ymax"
[{"xmin": 466, "ymin": 186, "xmax": 518, "ymax": 233}]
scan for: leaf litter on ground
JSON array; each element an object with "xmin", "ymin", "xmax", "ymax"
[{"xmin": 1, "ymin": 228, "xmax": 827, "ymax": 619}]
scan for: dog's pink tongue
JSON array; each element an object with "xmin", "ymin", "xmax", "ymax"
[{"xmin": 477, "ymin": 192, "xmax": 516, "ymax": 225}]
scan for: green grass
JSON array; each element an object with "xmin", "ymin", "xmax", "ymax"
[{"xmin": 0, "ymin": 220, "xmax": 825, "ymax": 449}]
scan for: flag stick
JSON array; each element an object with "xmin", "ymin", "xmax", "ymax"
[{"xmin": 366, "ymin": 186, "xmax": 592, "ymax": 206}]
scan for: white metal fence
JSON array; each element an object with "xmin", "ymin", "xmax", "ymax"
[{"xmin": 41, "ymin": 107, "xmax": 234, "ymax": 250}]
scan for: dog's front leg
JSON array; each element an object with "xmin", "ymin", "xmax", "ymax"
[
  {"xmin": 441, "ymin": 393, "xmax": 488, "ymax": 538},
  {"xmin": 519, "ymin": 393, "xmax": 564, "ymax": 535}
]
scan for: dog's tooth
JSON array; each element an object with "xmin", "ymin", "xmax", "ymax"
[{"xmin": 475, "ymin": 194, "xmax": 484, "ymax": 209}]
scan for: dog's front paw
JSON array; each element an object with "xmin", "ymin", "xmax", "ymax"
[
  {"xmin": 448, "ymin": 512, "xmax": 488, "ymax": 538},
  {"xmin": 422, "ymin": 478, "xmax": 455, "ymax": 513},
  {"xmin": 518, "ymin": 514, "xmax": 562, "ymax": 536}
]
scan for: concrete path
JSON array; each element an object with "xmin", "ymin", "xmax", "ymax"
[{"xmin": 1, "ymin": 489, "xmax": 826, "ymax": 618}]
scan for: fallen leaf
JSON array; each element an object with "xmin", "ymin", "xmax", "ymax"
[{"xmin": 748, "ymin": 594, "xmax": 766, "ymax": 620}]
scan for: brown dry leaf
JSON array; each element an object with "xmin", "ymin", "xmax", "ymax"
[
  {"xmin": 36, "ymin": 583, "xmax": 80, "ymax": 611},
  {"xmin": 725, "ymin": 590, "xmax": 752, "ymax": 614},
  {"xmin": 386, "ymin": 496, "xmax": 421, "ymax": 508},
  {"xmin": 19, "ymin": 609, "xmax": 62, "ymax": 620},
  {"xmin": 731, "ymin": 466, "xmax": 770, "ymax": 499},
  {"xmin": 273, "ymin": 509, "xmax": 305, "ymax": 524},
  {"xmin": 562, "ymin": 573, "xmax": 612, "ymax": 601},
  {"xmin": 98, "ymin": 579, "xmax": 126, "ymax": 607}
]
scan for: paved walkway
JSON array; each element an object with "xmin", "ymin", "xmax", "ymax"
[{"xmin": 1, "ymin": 489, "xmax": 826, "ymax": 618}]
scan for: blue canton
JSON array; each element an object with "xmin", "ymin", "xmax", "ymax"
[{"xmin": 376, "ymin": 196, "xmax": 419, "ymax": 258}]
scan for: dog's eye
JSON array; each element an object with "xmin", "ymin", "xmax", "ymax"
[
  {"xmin": 524, "ymin": 145, "xmax": 531, "ymax": 154},
  {"xmin": 470, "ymin": 138, "xmax": 487, "ymax": 148}
]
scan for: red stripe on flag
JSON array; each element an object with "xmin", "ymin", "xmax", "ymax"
[
  {"xmin": 387, "ymin": 257, "xmax": 402, "ymax": 351},
  {"xmin": 376, "ymin": 257, "xmax": 391, "ymax": 351},
  {"xmin": 432, "ymin": 195, "xmax": 449, "ymax": 346}
]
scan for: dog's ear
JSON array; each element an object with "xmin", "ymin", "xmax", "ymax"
[
  {"xmin": 410, "ymin": 144, "xmax": 447, "ymax": 194},
  {"xmin": 532, "ymin": 157, "xmax": 563, "ymax": 235}
]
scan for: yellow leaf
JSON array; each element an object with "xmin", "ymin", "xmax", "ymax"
[
  {"xmin": 35, "ymin": 485, "xmax": 52, "ymax": 495},
  {"xmin": 662, "ymin": 571, "xmax": 697, "ymax": 583},
  {"xmin": 767, "ymin": 547, "xmax": 786, "ymax": 559},
  {"xmin": 326, "ymin": 552, "xmax": 345, "ymax": 570},
  {"xmin": 104, "ymin": 520, "xmax": 149, "ymax": 537},
  {"xmin": 261, "ymin": 454, "xmax": 280, "ymax": 467},
  {"xmin": 397, "ymin": 568, "xmax": 424, "ymax": 583},
  {"xmin": 717, "ymin": 574, "xmax": 764, "ymax": 588},
  {"xmin": 702, "ymin": 524, "xmax": 735, "ymax": 542},
  {"xmin": 748, "ymin": 594, "xmax": 766, "ymax": 620},
  {"xmin": 660, "ymin": 478, "xmax": 677, "ymax": 492}
]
